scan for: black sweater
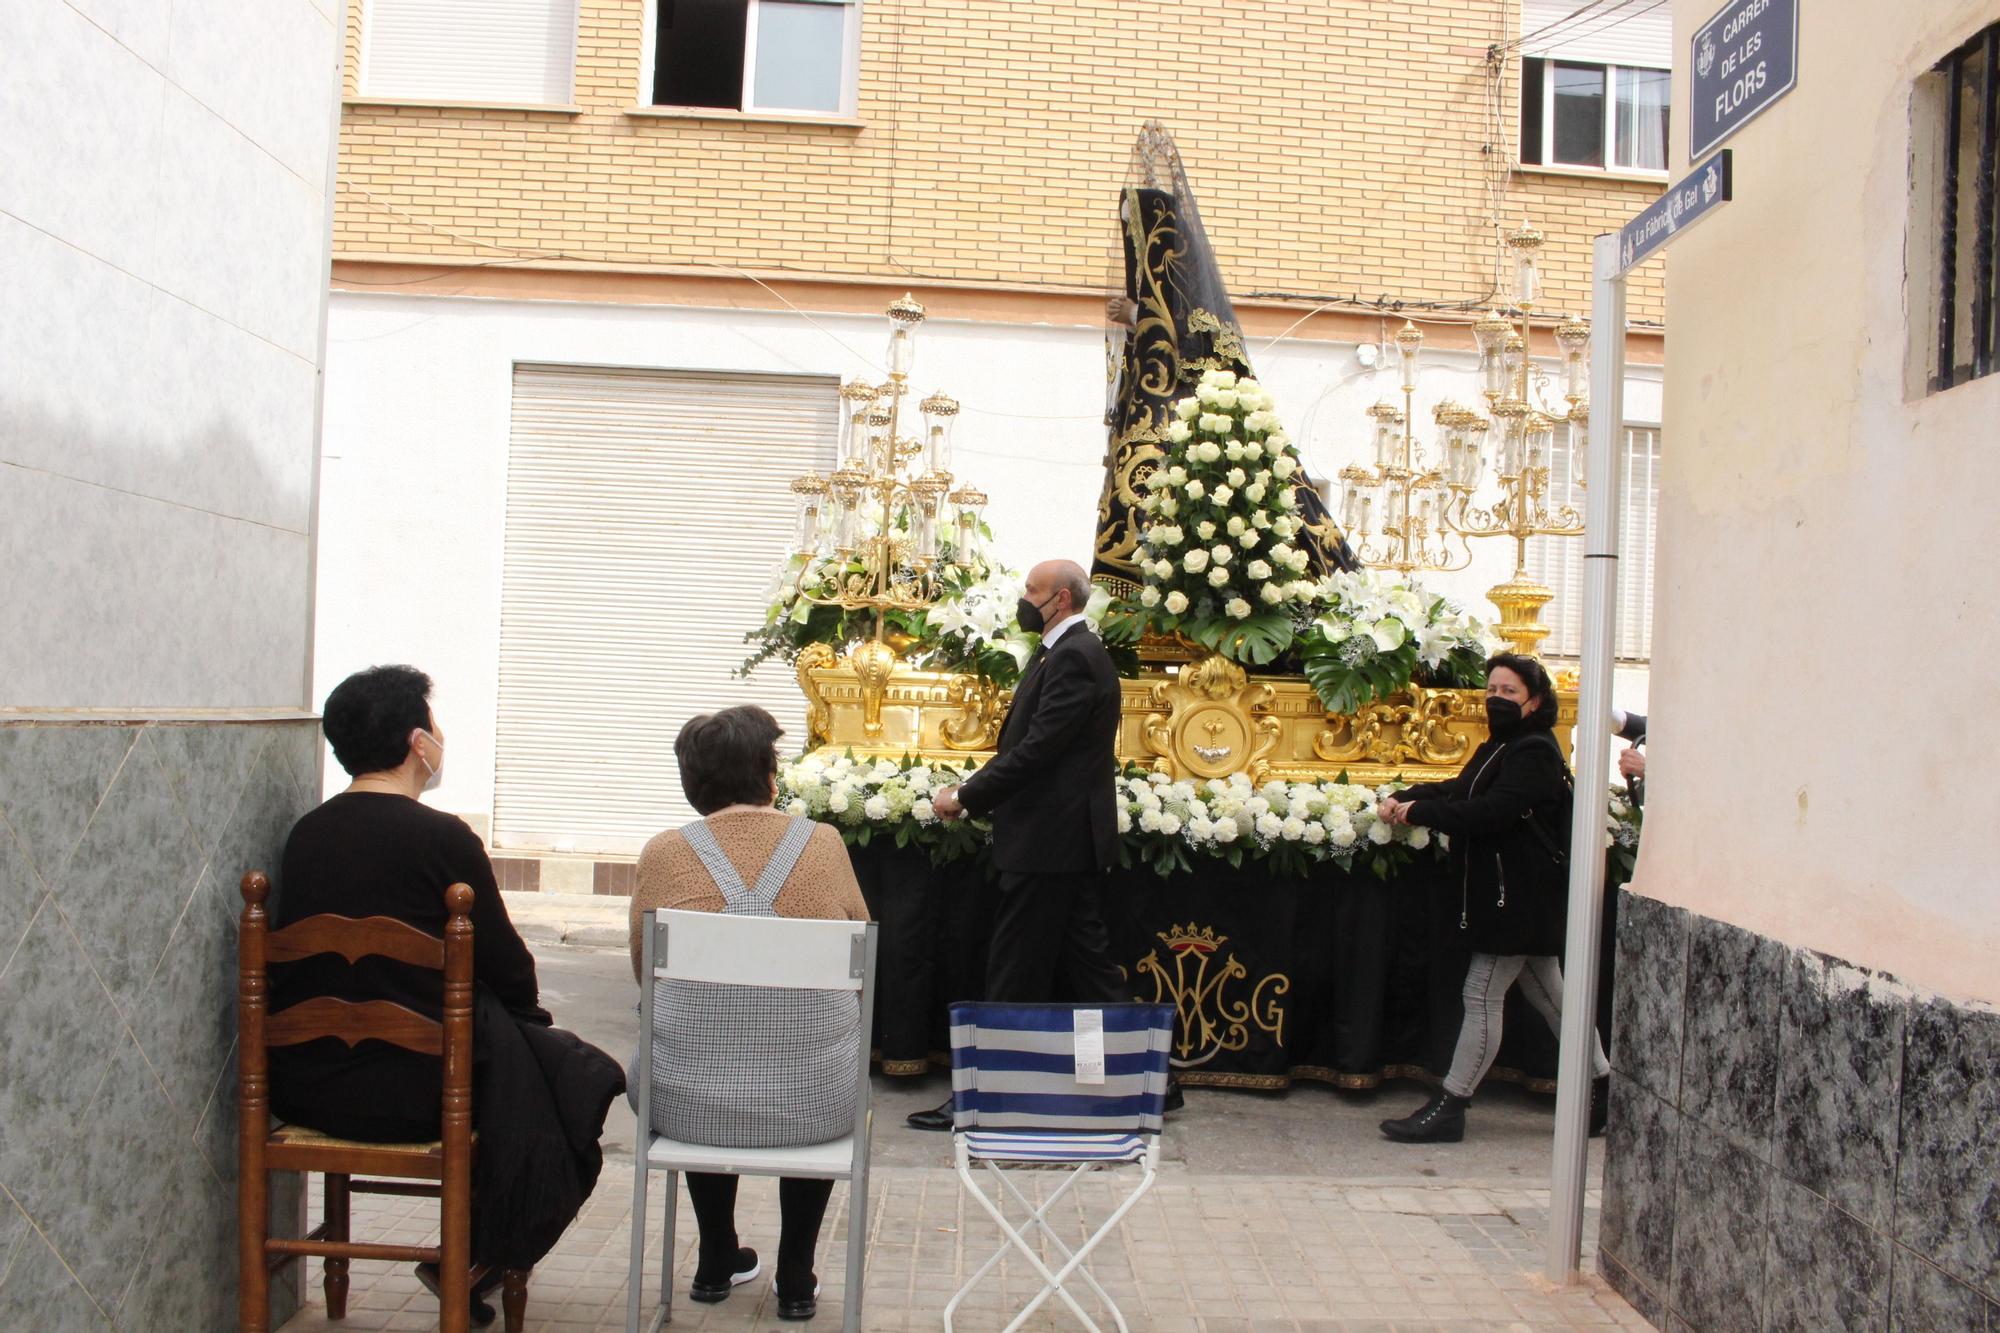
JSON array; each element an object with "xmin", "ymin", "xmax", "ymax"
[{"xmin": 270, "ymin": 792, "xmax": 543, "ymax": 1140}]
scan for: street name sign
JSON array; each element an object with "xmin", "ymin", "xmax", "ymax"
[
  {"xmin": 1616, "ymin": 150, "xmax": 1733, "ymax": 275},
  {"xmin": 1689, "ymin": 0, "xmax": 1799, "ymax": 159}
]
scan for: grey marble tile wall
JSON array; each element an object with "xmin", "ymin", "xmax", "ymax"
[
  {"xmin": 1600, "ymin": 889, "xmax": 2000, "ymax": 1332},
  {"xmin": 0, "ymin": 718, "xmax": 320, "ymax": 1330}
]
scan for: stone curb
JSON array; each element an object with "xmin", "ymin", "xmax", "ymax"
[{"xmin": 502, "ymin": 889, "xmax": 629, "ymax": 952}]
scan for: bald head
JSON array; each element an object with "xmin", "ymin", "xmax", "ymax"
[{"xmin": 1025, "ymin": 559, "xmax": 1092, "ymax": 629}]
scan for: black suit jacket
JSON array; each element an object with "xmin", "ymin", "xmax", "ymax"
[{"xmin": 957, "ymin": 623, "xmax": 1123, "ymax": 874}]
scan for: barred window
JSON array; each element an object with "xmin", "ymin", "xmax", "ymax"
[
  {"xmin": 1524, "ymin": 426, "xmax": 1660, "ymax": 663},
  {"xmin": 1915, "ymin": 24, "xmax": 1999, "ymax": 393}
]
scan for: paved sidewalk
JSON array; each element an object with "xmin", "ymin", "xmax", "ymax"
[
  {"xmin": 276, "ymin": 908, "xmax": 1647, "ymax": 1331},
  {"xmin": 278, "ymin": 1166, "xmax": 1644, "ymax": 1332}
]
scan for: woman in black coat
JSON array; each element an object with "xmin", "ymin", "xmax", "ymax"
[{"xmin": 1374, "ymin": 653, "xmax": 1610, "ymax": 1143}]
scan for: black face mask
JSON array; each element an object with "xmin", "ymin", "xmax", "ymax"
[
  {"xmin": 1016, "ymin": 593, "xmax": 1059, "ymax": 634},
  {"xmin": 1485, "ymin": 696, "xmax": 1526, "ymax": 736}
]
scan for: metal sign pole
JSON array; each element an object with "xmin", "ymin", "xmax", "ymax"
[{"xmin": 1546, "ymin": 231, "xmax": 1629, "ymax": 1281}]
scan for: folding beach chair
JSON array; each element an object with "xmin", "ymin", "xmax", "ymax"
[
  {"xmin": 943, "ymin": 1002, "xmax": 1173, "ymax": 1333},
  {"xmin": 626, "ymin": 908, "xmax": 878, "ymax": 1333}
]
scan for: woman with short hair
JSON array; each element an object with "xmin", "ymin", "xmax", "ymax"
[
  {"xmin": 1375, "ymin": 653, "xmax": 1611, "ymax": 1144},
  {"xmin": 273, "ymin": 665, "xmax": 623, "ymax": 1326},
  {"xmin": 628, "ymin": 704, "xmax": 869, "ymax": 1323}
]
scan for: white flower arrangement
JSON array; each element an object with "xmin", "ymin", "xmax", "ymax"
[
  {"xmin": 1132, "ymin": 368, "xmax": 1319, "ymax": 664},
  {"xmin": 1298, "ymin": 569, "xmax": 1499, "ymax": 715},
  {"xmin": 1114, "ymin": 769, "xmax": 1435, "ymax": 879},
  {"xmin": 778, "ymin": 752, "xmax": 988, "ymax": 864}
]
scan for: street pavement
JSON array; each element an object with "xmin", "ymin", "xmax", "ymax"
[{"xmin": 275, "ymin": 893, "xmax": 1643, "ymax": 1332}]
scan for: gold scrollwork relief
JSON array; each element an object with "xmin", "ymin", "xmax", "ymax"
[
  {"xmin": 847, "ymin": 640, "xmax": 897, "ymax": 739},
  {"xmin": 940, "ymin": 675, "xmax": 1005, "ymax": 751},
  {"xmin": 796, "ymin": 642, "xmax": 836, "ymax": 748}
]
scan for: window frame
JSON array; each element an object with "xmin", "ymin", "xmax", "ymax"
[
  {"xmin": 1523, "ymin": 57, "xmax": 1672, "ymax": 180},
  {"xmin": 1924, "ymin": 23, "xmax": 2000, "ymax": 393},
  {"xmin": 1523, "ymin": 423, "xmax": 1662, "ymax": 664},
  {"xmin": 639, "ymin": 0, "xmax": 863, "ymax": 121}
]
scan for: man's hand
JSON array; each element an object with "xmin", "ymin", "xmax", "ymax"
[
  {"xmin": 1618, "ymin": 748, "xmax": 1647, "ymax": 782},
  {"xmin": 1378, "ymin": 796, "xmax": 1412, "ymax": 826},
  {"xmin": 933, "ymin": 785, "xmax": 965, "ymax": 822},
  {"xmin": 1107, "ymin": 296, "xmax": 1139, "ymax": 327}
]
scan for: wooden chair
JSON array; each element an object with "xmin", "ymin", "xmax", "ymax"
[{"xmin": 237, "ymin": 870, "xmax": 529, "ymax": 1333}]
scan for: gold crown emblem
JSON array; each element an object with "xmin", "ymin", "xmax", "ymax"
[{"xmin": 1159, "ymin": 922, "xmax": 1227, "ymax": 954}]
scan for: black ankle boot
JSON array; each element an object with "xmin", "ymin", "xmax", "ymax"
[
  {"xmin": 1590, "ymin": 1075, "xmax": 1610, "ymax": 1138},
  {"xmin": 1379, "ymin": 1090, "xmax": 1469, "ymax": 1143}
]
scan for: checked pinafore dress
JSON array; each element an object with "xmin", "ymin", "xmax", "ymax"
[{"xmin": 643, "ymin": 816, "xmax": 859, "ymax": 1149}]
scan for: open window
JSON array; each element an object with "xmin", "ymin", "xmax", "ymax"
[{"xmin": 644, "ymin": 0, "xmax": 861, "ymax": 118}]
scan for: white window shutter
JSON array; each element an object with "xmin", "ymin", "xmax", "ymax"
[
  {"xmin": 1520, "ymin": 0, "xmax": 1673, "ymax": 68},
  {"xmin": 1523, "ymin": 424, "xmax": 1659, "ymax": 661},
  {"xmin": 493, "ymin": 366, "xmax": 838, "ymax": 854},
  {"xmin": 363, "ymin": 0, "xmax": 578, "ymax": 104}
]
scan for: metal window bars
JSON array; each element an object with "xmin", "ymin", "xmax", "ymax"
[{"xmin": 1936, "ymin": 24, "xmax": 2000, "ymax": 391}]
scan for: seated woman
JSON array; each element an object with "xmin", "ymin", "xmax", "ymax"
[
  {"xmin": 1375, "ymin": 653, "xmax": 1611, "ymax": 1144},
  {"xmin": 271, "ymin": 665, "xmax": 623, "ymax": 1326},
  {"xmin": 628, "ymin": 704, "xmax": 870, "ymax": 1324}
]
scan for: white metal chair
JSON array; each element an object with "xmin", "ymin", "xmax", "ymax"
[
  {"xmin": 625, "ymin": 908, "xmax": 878, "ymax": 1333},
  {"xmin": 944, "ymin": 1001, "xmax": 1173, "ymax": 1333}
]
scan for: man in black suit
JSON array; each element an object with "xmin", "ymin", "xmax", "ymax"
[{"xmin": 905, "ymin": 559, "xmax": 1141, "ymax": 1130}]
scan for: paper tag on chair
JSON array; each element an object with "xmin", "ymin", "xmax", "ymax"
[{"xmin": 1073, "ymin": 1009, "xmax": 1106, "ymax": 1084}]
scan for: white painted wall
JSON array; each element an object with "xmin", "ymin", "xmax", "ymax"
[
  {"xmin": 317, "ymin": 291, "xmax": 1659, "ymax": 821},
  {"xmin": 0, "ymin": 0, "xmax": 343, "ymax": 708},
  {"xmin": 1646, "ymin": 0, "xmax": 2000, "ymax": 1004}
]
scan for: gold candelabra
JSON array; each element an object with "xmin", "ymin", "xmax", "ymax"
[
  {"xmin": 786, "ymin": 296, "xmax": 988, "ymax": 670},
  {"xmin": 1438, "ymin": 222, "xmax": 1594, "ymax": 657},
  {"xmin": 1336, "ymin": 320, "xmax": 1479, "ymax": 576}
]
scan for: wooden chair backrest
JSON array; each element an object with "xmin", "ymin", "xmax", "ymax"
[{"xmin": 238, "ymin": 871, "xmax": 477, "ymax": 1127}]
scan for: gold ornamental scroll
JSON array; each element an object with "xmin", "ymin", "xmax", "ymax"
[{"xmin": 798, "ymin": 648, "xmax": 1576, "ymax": 787}]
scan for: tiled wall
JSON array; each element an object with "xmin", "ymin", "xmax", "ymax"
[
  {"xmin": 0, "ymin": 718, "xmax": 321, "ymax": 1330},
  {"xmin": 1600, "ymin": 890, "xmax": 2000, "ymax": 1331}
]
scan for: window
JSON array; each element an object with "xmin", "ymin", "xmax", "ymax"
[
  {"xmin": 645, "ymin": 0, "xmax": 860, "ymax": 117},
  {"xmin": 1524, "ymin": 426, "xmax": 1661, "ymax": 662},
  {"xmin": 1521, "ymin": 59, "xmax": 1670, "ymax": 174},
  {"xmin": 1916, "ymin": 24, "xmax": 1999, "ymax": 393},
  {"xmin": 361, "ymin": 0, "xmax": 577, "ymax": 105}
]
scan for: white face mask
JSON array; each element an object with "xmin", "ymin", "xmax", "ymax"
[{"xmin": 415, "ymin": 729, "xmax": 444, "ymax": 792}]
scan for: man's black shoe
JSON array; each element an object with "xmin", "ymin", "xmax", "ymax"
[
  {"xmin": 1164, "ymin": 1078, "xmax": 1185, "ymax": 1114},
  {"xmin": 776, "ymin": 1277, "xmax": 821, "ymax": 1321},
  {"xmin": 905, "ymin": 1099, "xmax": 952, "ymax": 1131},
  {"xmin": 689, "ymin": 1247, "xmax": 760, "ymax": 1303}
]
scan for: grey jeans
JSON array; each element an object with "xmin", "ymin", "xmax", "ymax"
[{"xmin": 1443, "ymin": 953, "xmax": 1610, "ymax": 1098}]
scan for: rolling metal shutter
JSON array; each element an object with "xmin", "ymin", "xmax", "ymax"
[
  {"xmin": 1520, "ymin": 0, "xmax": 1673, "ymax": 68},
  {"xmin": 362, "ymin": 0, "xmax": 578, "ymax": 105},
  {"xmin": 1526, "ymin": 425, "xmax": 1660, "ymax": 661},
  {"xmin": 493, "ymin": 365, "xmax": 836, "ymax": 854}
]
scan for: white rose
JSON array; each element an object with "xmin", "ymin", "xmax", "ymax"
[
  {"xmin": 1213, "ymin": 484, "xmax": 1234, "ymax": 504},
  {"xmin": 1238, "ymin": 528, "xmax": 1261, "ymax": 549},
  {"xmin": 1165, "ymin": 591, "xmax": 1189, "ymax": 614},
  {"xmin": 1253, "ymin": 511, "xmax": 1273, "ymax": 529},
  {"xmin": 1279, "ymin": 488, "xmax": 1298, "ymax": 510},
  {"xmin": 1226, "ymin": 466, "xmax": 1247, "ymax": 487},
  {"xmin": 1166, "ymin": 419, "xmax": 1193, "ymax": 443},
  {"xmin": 1408, "ymin": 827, "xmax": 1432, "ymax": 850},
  {"xmin": 1183, "ymin": 549, "xmax": 1209, "ymax": 572},
  {"xmin": 1205, "ymin": 368, "xmax": 1238, "ymax": 388},
  {"xmin": 1208, "ymin": 567, "xmax": 1230, "ymax": 586},
  {"xmin": 1196, "ymin": 520, "xmax": 1217, "ymax": 540},
  {"xmin": 1272, "ymin": 455, "xmax": 1297, "ymax": 479},
  {"xmin": 1244, "ymin": 482, "xmax": 1267, "ymax": 502},
  {"xmin": 1226, "ymin": 597, "xmax": 1252, "ymax": 618},
  {"xmin": 1211, "ymin": 389, "xmax": 1238, "ymax": 410},
  {"xmin": 1247, "ymin": 559, "xmax": 1272, "ymax": 579},
  {"xmin": 1273, "ymin": 515, "xmax": 1297, "ymax": 537},
  {"xmin": 1196, "ymin": 441, "xmax": 1223, "ymax": 463},
  {"xmin": 1160, "ymin": 496, "xmax": 1179, "ymax": 516},
  {"xmin": 1161, "ymin": 525, "xmax": 1184, "ymax": 546},
  {"xmin": 1185, "ymin": 480, "xmax": 1206, "ymax": 499},
  {"xmin": 1154, "ymin": 559, "xmax": 1175, "ymax": 578},
  {"xmin": 1140, "ymin": 586, "xmax": 1161, "ymax": 607},
  {"xmin": 1260, "ymin": 582, "xmax": 1283, "ymax": 605},
  {"xmin": 1227, "ymin": 515, "xmax": 1247, "ymax": 536},
  {"xmin": 1143, "ymin": 470, "xmax": 1169, "ymax": 493},
  {"xmin": 1211, "ymin": 544, "xmax": 1232, "ymax": 565},
  {"xmin": 1290, "ymin": 550, "xmax": 1311, "ymax": 572},
  {"xmin": 1176, "ymin": 397, "xmax": 1201, "ymax": 420},
  {"xmin": 1270, "ymin": 542, "xmax": 1294, "ymax": 562},
  {"xmin": 1197, "ymin": 382, "xmax": 1222, "ymax": 405},
  {"xmin": 1168, "ymin": 465, "xmax": 1189, "ymax": 485},
  {"xmin": 1224, "ymin": 442, "xmax": 1245, "ymax": 462}
]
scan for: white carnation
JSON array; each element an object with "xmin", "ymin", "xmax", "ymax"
[
  {"xmin": 1302, "ymin": 822, "xmax": 1327, "ymax": 845},
  {"xmin": 1367, "ymin": 820, "xmax": 1393, "ymax": 845},
  {"xmin": 864, "ymin": 794, "xmax": 890, "ymax": 821},
  {"xmin": 1158, "ymin": 813, "xmax": 1183, "ymax": 836},
  {"xmin": 1255, "ymin": 812, "xmax": 1284, "ymax": 838},
  {"xmin": 785, "ymin": 798, "xmax": 809, "ymax": 817},
  {"xmin": 1280, "ymin": 816, "xmax": 1307, "ymax": 841},
  {"xmin": 912, "ymin": 798, "xmax": 937, "ymax": 823}
]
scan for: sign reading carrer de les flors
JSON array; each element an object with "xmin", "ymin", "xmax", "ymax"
[{"xmin": 1689, "ymin": 0, "xmax": 1800, "ymax": 160}]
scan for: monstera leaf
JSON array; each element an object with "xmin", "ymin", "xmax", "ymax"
[
  {"xmin": 1301, "ymin": 632, "xmax": 1416, "ymax": 715},
  {"xmin": 1186, "ymin": 611, "xmax": 1295, "ymax": 667}
]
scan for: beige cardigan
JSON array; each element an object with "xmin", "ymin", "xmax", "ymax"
[{"xmin": 628, "ymin": 807, "xmax": 870, "ymax": 981}]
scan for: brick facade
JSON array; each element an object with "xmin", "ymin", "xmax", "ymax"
[{"xmin": 334, "ymin": 0, "xmax": 1665, "ymax": 324}]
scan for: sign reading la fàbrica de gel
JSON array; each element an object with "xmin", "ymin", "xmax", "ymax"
[{"xmin": 1617, "ymin": 150, "xmax": 1733, "ymax": 275}]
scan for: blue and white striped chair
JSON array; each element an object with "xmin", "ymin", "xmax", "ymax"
[{"xmin": 943, "ymin": 1002, "xmax": 1173, "ymax": 1333}]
